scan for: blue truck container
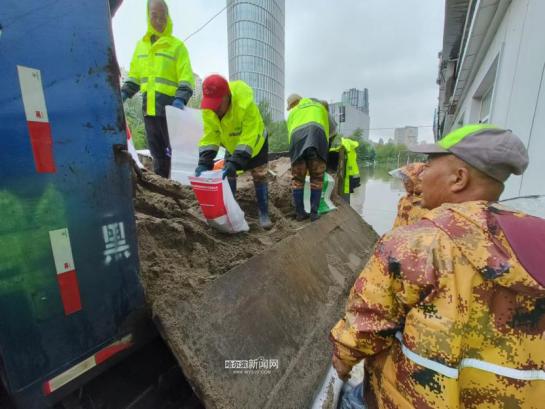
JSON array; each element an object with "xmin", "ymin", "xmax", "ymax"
[{"xmin": 0, "ymin": 1, "xmax": 149, "ymax": 407}]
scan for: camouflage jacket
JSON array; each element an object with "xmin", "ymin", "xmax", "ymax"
[
  {"xmin": 331, "ymin": 201, "xmax": 545, "ymax": 408},
  {"xmin": 392, "ymin": 163, "xmax": 427, "ymax": 228},
  {"xmin": 392, "ymin": 193, "xmax": 428, "ymax": 229}
]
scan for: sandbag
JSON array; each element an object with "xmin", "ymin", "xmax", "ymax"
[
  {"xmin": 189, "ymin": 171, "xmax": 249, "ymax": 233},
  {"xmin": 166, "ymin": 106, "xmax": 204, "ymax": 185},
  {"xmin": 304, "ymin": 173, "xmax": 337, "ymax": 214}
]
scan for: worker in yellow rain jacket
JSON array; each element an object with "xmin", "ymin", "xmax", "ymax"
[
  {"xmin": 391, "ymin": 162, "xmax": 427, "ymax": 228},
  {"xmin": 331, "ymin": 125, "xmax": 545, "ymax": 409},
  {"xmin": 286, "ymin": 94, "xmax": 335, "ymax": 221},
  {"xmin": 336, "ymin": 138, "xmax": 361, "ymax": 194},
  {"xmin": 195, "ymin": 75, "xmax": 271, "ymax": 229},
  {"xmin": 121, "ymin": 0, "xmax": 195, "ymax": 178}
]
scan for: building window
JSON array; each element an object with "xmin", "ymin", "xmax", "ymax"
[
  {"xmin": 470, "ymin": 54, "xmax": 499, "ymax": 124},
  {"xmin": 479, "ymin": 87, "xmax": 493, "ymax": 123}
]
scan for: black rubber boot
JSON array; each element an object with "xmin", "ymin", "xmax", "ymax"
[
  {"xmin": 310, "ymin": 189, "xmax": 322, "ymax": 222},
  {"xmin": 292, "ymin": 189, "xmax": 309, "ymax": 221},
  {"xmin": 254, "ymin": 182, "xmax": 272, "ymax": 229}
]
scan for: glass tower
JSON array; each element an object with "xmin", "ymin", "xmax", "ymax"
[{"xmin": 227, "ymin": 0, "xmax": 285, "ymax": 121}]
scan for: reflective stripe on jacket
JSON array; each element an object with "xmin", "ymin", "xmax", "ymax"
[
  {"xmin": 331, "ymin": 201, "xmax": 545, "ymax": 408},
  {"xmin": 287, "ymin": 98, "xmax": 330, "ymax": 143},
  {"xmin": 198, "ymin": 81, "xmax": 266, "ymax": 162}
]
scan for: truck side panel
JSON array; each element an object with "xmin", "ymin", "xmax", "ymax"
[{"xmin": 0, "ymin": 1, "xmax": 145, "ymax": 407}]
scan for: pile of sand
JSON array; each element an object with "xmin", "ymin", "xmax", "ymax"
[
  {"xmin": 133, "ymin": 158, "xmax": 379, "ymax": 408},
  {"xmin": 134, "ymin": 158, "xmax": 300, "ymax": 309}
]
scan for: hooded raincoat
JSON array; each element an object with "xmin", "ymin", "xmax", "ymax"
[
  {"xmin": 122, "ymin": 1, "xmax": 194, "ymax": 116},
  {"xmin": 331, "ymin": 201, "xmax": 545, "ymax": 408}
]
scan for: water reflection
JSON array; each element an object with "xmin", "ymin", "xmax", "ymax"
[{"xmin": 351, "ymin": 164, "xmax": 405, "ymax": 236}]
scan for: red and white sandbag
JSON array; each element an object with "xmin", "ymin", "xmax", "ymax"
[{"xmin": 189, "ymin": 171, "xmax": 249, "ymax": 233}]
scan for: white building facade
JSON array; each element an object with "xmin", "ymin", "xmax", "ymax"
[
  {"xmin": 394, "ymin": 126, "xmax": 418, "ymax": 147},
  {"xmin": 436, "ymin": 0, "xmax": 545, "ymax": 198},
  {"xmin": 329, "ymin": 102, "xmax": 370, "ymax": 141}
]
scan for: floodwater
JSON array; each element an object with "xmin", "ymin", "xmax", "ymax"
[{"xmin": 350, "ymin": 164, "xmax": 405, "ymax": 236}]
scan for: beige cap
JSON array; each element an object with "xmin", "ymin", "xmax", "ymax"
[{"xmin": 286, "ymin": 93, "xmax": 302, "ymax": 110}]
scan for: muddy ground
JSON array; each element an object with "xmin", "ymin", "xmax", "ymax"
[
  {"xmin": 133, "ymin": 158, "xmax": 378, "ymax": 409},
  {"xmin": 135, "ymin": 158, "xmax": 300, "ymax": 306}
]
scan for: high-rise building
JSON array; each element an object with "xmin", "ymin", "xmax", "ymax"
[
  {"xmin": 329, "ymin": 102, "xmax": 370, "ymax": 140},
  {"xmin": 342, "ymin": 88, "xmax": 369, "ymax": 114},
  {"xmin": 192, "ymin": 73, "xmax": 203, "ymax": 101},
  {"xmin": 227, "ymin": 0, "xmax": 285, "ymax": 121},
  {"xmin": 394, "ymin": 126, "xmax": 418, "ymax": 146},
  {"xmin": 328, "ymin": 88, "xmax": 371, "ymax": 139}
]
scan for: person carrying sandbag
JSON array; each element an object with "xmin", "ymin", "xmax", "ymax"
[{"xmin": 195, "ymin": 75, "xmax": 272, "ymax": 230}]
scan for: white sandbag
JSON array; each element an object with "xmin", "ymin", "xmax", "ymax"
[
  {"xmin": 126, "ymin": 125, "xmax": 144, "ymax": 169},
  {"xmin": 166, "ymin": 106, "xmax": 204, "ymax": 185},
  {"xmin": 304, "ymin": 173, "xmax": 337, "ymax": 214},
  {"xmin": 189, "ymin": 171, "xmax": 249, "ymax": 233}
]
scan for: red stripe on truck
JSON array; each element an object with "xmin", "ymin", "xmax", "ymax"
[
  {"xmin": 56, "ymin": 270, "xmax": 82, "ymax": 315},
  {"xmin": 94, "ymin": 340, "xmax": 133, "ymax": 365},
  {"xmin": 42, "ymin": 335, "xmax": 133, "ymax": 396},
  {"xmin": 26, "ymin": 120, "xmax": 56, "ymax": 173}
]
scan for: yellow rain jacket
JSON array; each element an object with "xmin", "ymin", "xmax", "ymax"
[
  {"xmin": 287, "ymin": 98, "xmax": 330, "ymax": 163},
  {"xmin": 331, "ymin": 201, "xmax": 545, "ymax": 408},
  {"xmin": 198, "ymin": 81, "xmax": 266, "ymax": 170},
  {"xmin": 330, "ymin": 138, "xmax": 361, "ymax": 194},
  {"xmin": 122, "ymin": 2, "xmax": 194, "ymax": 116}
]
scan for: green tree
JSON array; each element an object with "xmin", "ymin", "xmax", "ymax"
[
  {"xmin": 375, "ymin": 141, "xmax": 396, "ymax": 162},
  {"xmin": 374, "ymin": 142, "xmax": 417, "ymax": 166},
  {"xmin": 345, "ymin": 129, "xmax": 375, "ymax": 163},
  {"xmin": 124, "ymin": 93, "xmax": 147, "ymax": 150},
  {"xmin": 258, "ymin": 100, "xmax": 274, "ymax": 128},
  {"xmin": 269, "ymin": 121, "xmax": 289, "ymax": 152},
  {"xmin": 258, "ymin": 100, "xmax": 289, "ymax": 153},
  {"xmin": 357, "ymin": 140, "xmax": 376, "ymax": 162},
  {"xmin": 350, "ymin": 127, "xmax": 364, "ymax": 140}
]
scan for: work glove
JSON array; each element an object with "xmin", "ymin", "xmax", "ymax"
[
  {"xmin": 195, "ymin": 164, "xmax": 209, "ymax": 177},
  {"xmin": 222, "ymin": 161, "xmax": 237, "ymax": 179},
  {"xmin": 121, "ymin": 91, "xmax": 129, "ymax": 103},
  {"xmin": 172, "ymin": 98, "xmax": 185, "ymax": 110}
]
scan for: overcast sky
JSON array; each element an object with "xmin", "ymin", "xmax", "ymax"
[{"xmin": 112, "ymin": 1, "xmax": 445, "ymax": 142}]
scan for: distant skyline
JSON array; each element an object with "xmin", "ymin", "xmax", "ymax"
[{"xmin": 112, "ymin": 1, "xmax": 444, "ymax": 142}]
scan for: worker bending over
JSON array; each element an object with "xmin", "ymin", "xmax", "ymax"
[
  {"xmin": 287, "ymin": 94, "xmax": 335, "ymax": 221},
  {"xmin": 195, "ymin": 74, "xmax": 272, "ymax": 230}
]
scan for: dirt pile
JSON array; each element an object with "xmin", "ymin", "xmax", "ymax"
[
  {"xmin": 134, "ymin": 158, "xmax": 379, "ymax": 409},
  {"xmin": 135, "ymin": 158, "xmax": 298, "ymax": 309}
]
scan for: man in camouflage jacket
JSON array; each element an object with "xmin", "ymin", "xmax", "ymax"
[
  {"xmin": 331, "ymin": 125, "xmax": 545, "ymax": 408},
  {"xmin": 392, "ymin": 162, "xmax": 427, "ymax": 229}
]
